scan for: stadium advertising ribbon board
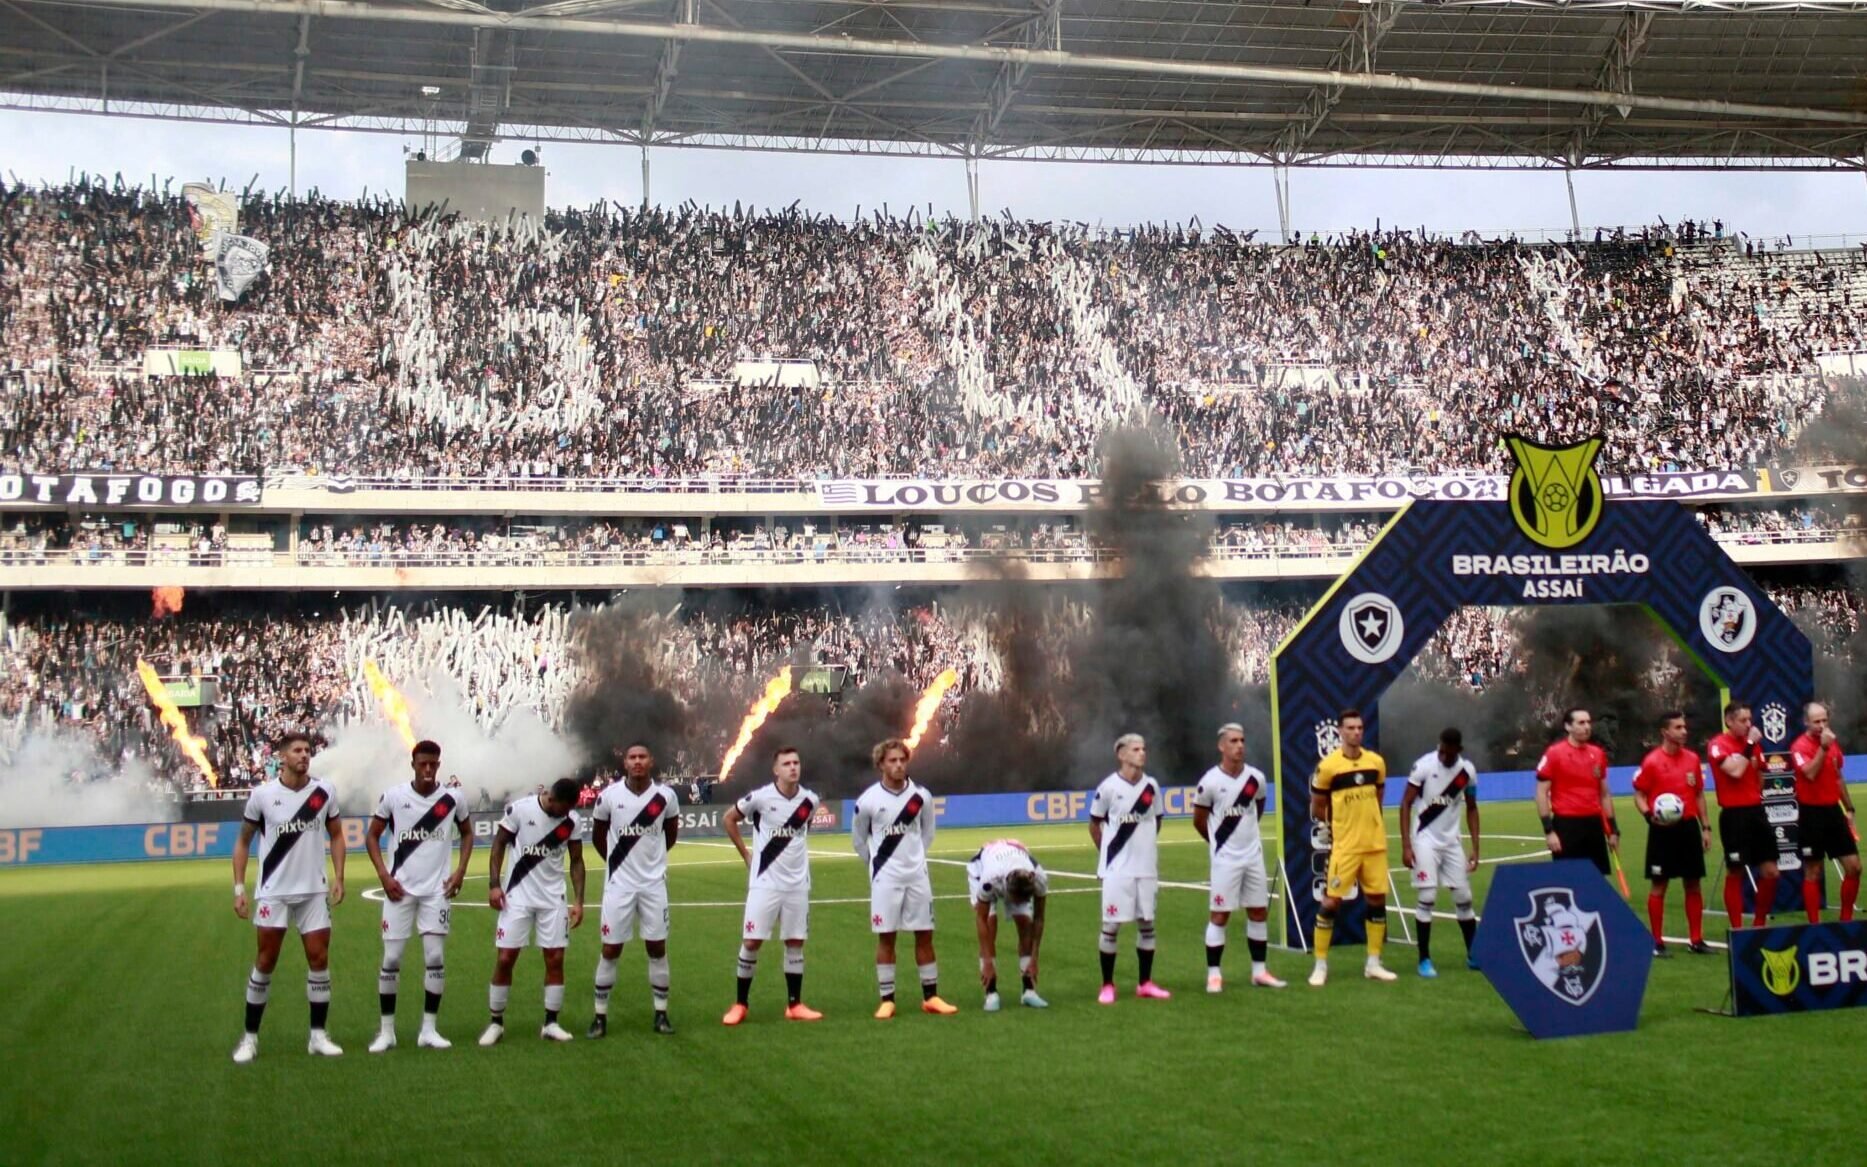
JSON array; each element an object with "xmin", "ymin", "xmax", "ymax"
[
  {"xmin": 0, "ymin": 471, "xmax": 262, "ymax": 509},
  {"xmin": 812, "ymin": 468, "xmax": 1759, "ymax": 513},
  {"xmin": 1728, "ymin": 921, "xmax": 1867, "ymax": 1016},
  {"xmin": 1471, "ymin": 861, "xmax": 1654, "ymax": 1039},
  {"xmin": 1272, "ymin": 436, "xmax": 1815, "ymax": 949}
]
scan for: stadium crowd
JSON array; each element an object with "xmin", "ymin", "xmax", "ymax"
[
  {"xmin": 6, "ymin": 181, "xmax": 1865, "ymax": 484},
  {"xmin": 6, "ymin": 579, "xmax": 1863, "ymax": 794}
]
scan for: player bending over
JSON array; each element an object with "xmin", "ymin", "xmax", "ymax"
[{"xmin": 967, "ymin": 839, "xmax": 1050, "ymax": 1010}]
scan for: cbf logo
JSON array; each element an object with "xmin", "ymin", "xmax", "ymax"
[
  {"xmin": 1314, "ymin": 719, "xmax": 1341, "ymax": 760},
  {"xmin": 1515, "ymin": 888, "xmax": 1607, "ymax": 1005},
  {"xmin": 1505, "ymin": 435, "xmax": 1604, "ymax": 550},
  {"xmin": 1759, "ymin": 703, "xmax": 1789, "ymax": 745}
]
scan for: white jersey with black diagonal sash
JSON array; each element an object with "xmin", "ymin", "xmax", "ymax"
[
  {"xmin": 736, "ymin": 782, "xmax": 820, "ymax": 892},
  {"xmin": 1090, "ymin": 773, "xmax": 1161, "ymax": 880},
  {"xmin": 373, "ymin": 782, "xmax": 468, "ymax": 898},
  {"xmin": 499, "ymin": 794, "xmax": 578, "ymax": 911},
  {"xmin": 592, "ymin": 781, "xmax": 679, "ymax": 892},
  {"xmin": 1193, "ymin": 764, "xmax": 1267, "ymax": 864},
  {"xmin": 852, "ymin": 780, "xmax": 935, "ymax": 886},
  {"xmin": 1408, "ymin": 751, "xmax": 1478, "ymax": 848},
  {"xmin": 243, "ymin": 777, "xmax": 340, "ymax": 899}
]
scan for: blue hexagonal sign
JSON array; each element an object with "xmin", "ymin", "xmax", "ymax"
[{"xmin": 1472, "ymin": 860, "xmax": 1653, "ymax": 1039}]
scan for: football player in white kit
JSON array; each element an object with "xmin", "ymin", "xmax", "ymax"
[
  {"xmin": 1397, "ymin": 728, "xmax": 1482, "ymax": 979},
  {"xmin": 588, "ymin": 742, "xmax": 680, "ymax": 1038},
  {"xmin": 364, "ymin": 739, "xmax": 473, "ymax": 1053},
  {"xmin": 1192, "ymin": 723, "xmax": 1286, "ymax": 992},
  {"xmin": 481, "ymin": 777, "xmax": 586, "ymax": 1045},
  {"xmin": 967, "ymin": 838, "xmax": 1050, "ymax": 1011},
  {"xmin": 1089, "ymin": 734, "xmax": 1171, "ymax": 1005},
  {"xmin": 722, "ymin": 745, "xmax": 823, "ymax": 1025},
  {"xmin": 230, "ymin": 731, "xmax": 346, "ymax": 1064},
  {"xmin": 852, "ymin": 739, "xmax": 957, "ymax": 1020}
]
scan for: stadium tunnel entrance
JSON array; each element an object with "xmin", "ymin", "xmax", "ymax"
[{"xmin": 1270, "ymin": 497, "xmax": 1813, "ymax": 949}]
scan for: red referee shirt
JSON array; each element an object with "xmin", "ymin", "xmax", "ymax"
[
  {"xmin": 1632, "ymin": 746, "xmax": 1704, "ymax": 822},
  {"xmin": 1790, "ymin": 733, "xmax": 1844, "ymax": 806},
  {"xmin": 1537, "ymin": 739, "xmax": 1609, "ymax": 817},
  {"xmin": 1705, "ymin": 731, "xmax": 1764, "ymax": 808}
]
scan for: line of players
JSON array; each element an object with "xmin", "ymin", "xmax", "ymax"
[
  {"xmin": 225, "ymin": 699, "xmax": 1858, "ymax": 1062},
  {"xmin": 1531, "ymin": 698, "xmax": 1859, "ymax": 958},
  {"xmin": 228, "ymin": 723, "xmax": 1297, "ymax": 1061}
]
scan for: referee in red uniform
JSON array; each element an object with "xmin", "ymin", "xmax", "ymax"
[
  {"xmin": 1706, "ymin": 700, "xmax": 1779, "ymax": 928},
  {"xmin": 1631, "ymin": 711, "xmax": 1712, "ymax": 956},
  {"xmin": 1791, "ymin": 701, "xmax": 1860, "ymax": 922},
  {"xmin": 1536, "ymin": 707, "xmax": 1618, "ymax": 876}
]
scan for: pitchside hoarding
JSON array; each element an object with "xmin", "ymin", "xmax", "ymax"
[{"xmin": 1729, "ymin": 921, "xmax": 1867, "ymax": 1016}]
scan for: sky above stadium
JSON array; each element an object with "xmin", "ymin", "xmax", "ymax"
[{"xmin": 4, "ymin": 109, "xmax": 1864, "ymax": 242}]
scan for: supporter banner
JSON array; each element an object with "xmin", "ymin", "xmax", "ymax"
[
  {"xmin": 0, "ymin": 471, "xmax": 261, "ymax": 508},
  {"xmin": 1472, "ymin": 860, "xmax": 1654, "ymax": 1039},
  {"xmin": 143, "ymin": 348, "xmax": 242, "ymax": 377},
  {"xmin": 181, "ymin": 182, "xmax": 237, "ymax": 246},
  {"xmin": 212, "ymin": 231, "xmax": 269, "ymax": 302},
  {"xmin": 814, "ymin": 469, "xmax": 1758, "ymax": 513},
  {"xmin": 1730, "ymin": 922, "xmax": 1867, "ymax": 1016}
]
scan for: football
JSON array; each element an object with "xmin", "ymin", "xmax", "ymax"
[{"xmin": 1653, "ymin": 793, "xmax": 1686, "ymax": 826}]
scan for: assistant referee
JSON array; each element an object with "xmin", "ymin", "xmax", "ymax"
[{"xmin": 1536, "ymin": 707, "xmax": 1619, "ymax": 875}]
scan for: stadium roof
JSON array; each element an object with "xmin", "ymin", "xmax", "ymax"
[{"xmin": 3, "ymin": 0, "xmax": 1867, "ymax": 170}]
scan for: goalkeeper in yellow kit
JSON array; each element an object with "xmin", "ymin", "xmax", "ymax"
[{"xmin": 1308, "ymin": 708, "xmax": 1398, "ymax": 986}]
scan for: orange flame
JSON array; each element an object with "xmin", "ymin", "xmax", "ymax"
[
  {"xmin": 135, "ymin": 659, "xmax": 219, "ymax": 785},
  {"xmin": 363, "ymin": 660, "xmax": 418, "ymax": 748},
  {"xmin": 903, "ymin": 668, "xmax": 960, "ymax": 751},
  {"xmin": 151, "ymin": 587, "xmax": 184, "ymax": 618},
  {"xmin": 717, "ymin": 670, "xmax": 794, "ymax": 782}
]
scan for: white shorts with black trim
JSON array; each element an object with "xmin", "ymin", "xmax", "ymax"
[
  {"xmin": 869, "ymin": 877, "xmax": 935, "ymax": 934},
  {"xmin": 1208, "ymin": 857, "xmax": 1269, "ymax": 913},
  {"xmin": 742, "ymin": 885, "xmax": 809, "ymax": 942},
  {"xmin": 1100, "ymin": 875, "xmax": 1159, "ymax": 924},
  {"xmin": 381, "ymin": 893, "xmax": 452, "ymax": 940},
  {"xmin": 1409, "ymin": 840, "xmax": 1472, "ymax": 896},
  {"xmin": 254, "ymin": 894, "xmax": 330, "ymax": 934},
  {"xmin": 600, "ymin": 883, "xmax": 670, "ymax": 944},
  {"xmin": 495, "ymin": 904, "xmax": 568, "ymax": 950}
]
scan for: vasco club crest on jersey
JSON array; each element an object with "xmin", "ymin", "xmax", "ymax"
[
  {"xmin": 1505, "ymin": 434, "xmax": 1604, "ymax": 550},
  {"xmin": 1515, "ymin": 888, "xmax": 1607, "ymax": 1005},
  {"xmin": 1337, "ymin": 592, "xmax": 1403, "ymax": 664}
]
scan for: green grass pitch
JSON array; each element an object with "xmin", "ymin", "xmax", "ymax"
[{"xmin": 2, "ymin": 799, "xmax": 1863, "ymax": 1166}]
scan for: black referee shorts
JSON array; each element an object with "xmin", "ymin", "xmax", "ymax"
[
  {"xmin": 1719, "ymin": 805, "xmax": 1778, "ymax": 871},
  {"xmin": 1643, "ymin": 819, "xmax": 1706, "ymax": 882},
  {"xmin": 1799, "ymin": 804, "xmax": 1859, "ymax": 863},
  {"xmin": 1552, "ymin": 815, "xmax": 1611, "ymax": 875}
]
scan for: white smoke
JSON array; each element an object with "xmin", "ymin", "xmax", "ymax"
[
  {"xmin": 0, "ymin": 728, "xmax": 176, "ymax": 827},
  {"xmin": 312, "ymin": 671, "xmax": 580, "ymax": 812}
]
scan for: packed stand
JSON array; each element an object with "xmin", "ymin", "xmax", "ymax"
[{"xmin": 4, "ymin": 181, "xmax": 1858, "ymax": 484}]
